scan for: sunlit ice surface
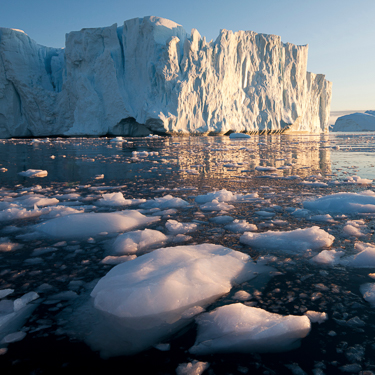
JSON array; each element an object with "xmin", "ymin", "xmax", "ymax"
[{"xmin": 0, "ymin": 133, "xmax": 374, "ymax": 373}]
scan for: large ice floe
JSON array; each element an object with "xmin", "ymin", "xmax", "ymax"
[
  {"xmin": 0, "ymin": 16, "xmax": 331, "ymax": 137},
  {"xmin": 303, "ymin": 191, "xmax": 375, "ymax": 214},
  {"xmin": 72, "ymin": 244, "xmax": 272, "ymax": 357},
  {"xmin": 189, "ymin": 303, "xmax": 311, "ymax": 354},
  {"xmin": 240, "ymin": 226, "xmax": 334, "ymax": 252},
  {"xmin": 34, "ymin": 210, "xmax": 159, "ymax": 239}
]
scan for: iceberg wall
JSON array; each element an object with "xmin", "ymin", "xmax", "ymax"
[{"xmin": 0, "ymin": 16, "xmax": 332, "ymax": 138}]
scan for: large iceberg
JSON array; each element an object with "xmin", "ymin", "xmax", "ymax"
[
  {"xmin": 332, "ymin": 111, "xmax": 375, "ymax": 132},
  {"xmin": 0, "ymin": 16, "xmax": 332, "ymax": 137}
]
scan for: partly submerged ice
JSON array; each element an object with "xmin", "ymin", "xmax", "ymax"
[
  {"xmin": 303, "ymin": 191, "xmax": 375, "ymax": 214},
  {"xmin": 76, "ymin": 244, "xmax": 272, "ymax": 357},
  {"xmin": 240, "ymin": 226, "xmax": 334, "ymax": 252},
  {"xmin": 189, "ymin": 303, "xmax": 311, "ymax": 354},
  {"xmin": 34, "ymin": 210, "xmax": 159, "ymax": 239}
]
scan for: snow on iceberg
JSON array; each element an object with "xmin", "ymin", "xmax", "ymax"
[
  {"xmin": 303, "ymin": 191, "xmax": 375, "ymax": 214},
  {"xmin": 34, "ymin": 210, "xmax": 160, "ymax": 239},
  {"xmin": 77, "ymin": 244, "xmax": 272, "ymax": 357},
  {"xmin": 189, "ymin": 303, "xmax": 311, "ymax": 354},
  {"xmin": 240, "ymin": 226, "xmax": 334, "ymax": 252},
  {"xmin": 0, "ymin": 17, "xmax": 331, "ymax": 137}
]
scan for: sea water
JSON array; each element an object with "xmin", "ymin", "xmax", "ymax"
[{"xmin": 0, "ymin": 133, "xmax": 374, "ymax": 374}]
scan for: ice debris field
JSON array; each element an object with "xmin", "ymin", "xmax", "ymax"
[{"xmin": 0, "ymin": 133, "xmax": 375, "ymax": 373}]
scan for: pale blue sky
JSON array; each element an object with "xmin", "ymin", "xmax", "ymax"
[{"xmin": 1, "ymin": 0, "xmax": 374, "ymax": 111}]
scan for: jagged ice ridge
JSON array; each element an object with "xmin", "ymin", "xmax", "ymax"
[{"xmin": 0, "ymin": 16, "xmax": 332, "ymax": 137}]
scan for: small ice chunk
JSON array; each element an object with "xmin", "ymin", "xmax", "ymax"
[
  {"xmin": 97, "ymin": 192, "xmax": 146, "ymax": 206},
  {"xmin": 0, "ymin": 289, "xmax": 14, "ymax": 299},
  {"xmin": 13, "ymin": 292, "xmax": 39, "ymax": 312},
  {"xmin": 101, "ymin": 255, "xmax": 137, "ymax": 265},
  {"xmin": 176, "ymin": 360, "xmax": 210, "ymax": 375},
  {"xmin": 1, "ymin": 331, "xmax": 26, "ymax": 344},
  {"xmin": 209, "ymin": 216, "xmax": 234, "ymax": 224},
  {"xmin": 189, "ymin": 303, "xmax": 311, "ymax": 354},
  {"xmin": 340, "ymin": 242, "xmax": 375, "ymax": 268},
  {"xmin": 18, "ymin": 169, "xmax": 47, "ymax": 178},
  {"xmin": 165, "ymin": 220, "xmax": 197, "ymax": 234},
  {"xmin": 255, "ymin": 211, "xmax": 275, "ymax": 218},
  {"xmin": 200, "ymin": 200, "xmax": 234, "ymax": 211},
  {"xmin": 240, "ymin": 227, "xmax": 334, "ymax": 252},
  {"xmin": 225, "ymin": 220, "xmax": 257, "ymax": 233},
  {"xmin": 229, "ymin": 133, "xmax": 251, "ymax": 139},
  {"xmin": 232, "ymin": 291, "xmax": 252, "ymax": 301},
  {"xmin": 112, "ymin": 229, "xmax": 168, "ymax": 255},
  {"xmin": 140, "ymin": 195, "xmax": 189, "ymax": 209},
  {"xmin": 195, "ymin": 189, "xmax": 235, "ymax": 204},
  {"xmin": 304, "ymin": 311, "xmax": 328, "ymax": 324},
  {"xmin": 310, "ymin": 250, "xmax": 344, "ymax": 266},
  {"xmin": 360, "ymin": 283, "xmax": 375, "ymax": 306}
]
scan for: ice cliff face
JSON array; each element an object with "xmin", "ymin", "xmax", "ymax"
[{"xmin": 0, "ymin": 16, "xmax": 332, "ymax": 138}]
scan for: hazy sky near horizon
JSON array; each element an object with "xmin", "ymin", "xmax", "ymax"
[{"xmin": 1, "ymin": 0, "xmax": 374, "ymax": 111}]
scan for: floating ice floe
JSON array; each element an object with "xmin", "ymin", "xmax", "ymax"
[
  {"xmin": 195, "ymin": 189, "xmax": 259, "ymax": 204},
  {"xmin": 176, "ymin": 360, "xmax": 210, "ymax": 375},
  {"xmin": 189, "ymin": 303, "xmax": 311, "ymax": 354},
  {"xmin": 224, "ymin": 220, "xmax": 257, "ymax": 233},
  {"xmin": 0, "ymin": 291, "xmax": 39, "ymax": 345},
  {"xmin": 101, "ymin": 255, "xmax": 137, "ymax": 265},
  {"xmin": 18, "ymin": 169, "xmax": 48, "ymax": 178},
  {"xmin": 165, "ymin": 220, "xmax": 198, "ymax": 234},
  {"xmin": 310, "ymin": 249, "xmax": 344, "ymax": 266},
  {"xmin": 97, "ymin": 192, "xmax": 146, "ymax": 206},
  {"xmin": 229, "ymin": 133, "xmax": 251, "ymax": 139},
  {"xmin": 112, "ymin": 229, "xmax": 168, "ymax": 255},
  {"xmin": 255, "ymin": 166, "xmax": 277, "ymax": 172},
  {"xmin": 81, "ymin": 244, "xmax": 271, "ymax": 357},
  {"xmin": 339, "ymin": 242, "xmax": 375, "ymax": 268},
  {"xmin": 360, "ymin": 283, "xmax": 375, "ymax": 306},
  {"xmin": 240, "ymin": 226, "xmax": 334, "ymax": 252},
  {"xmin": 209, "ymin": 216, "xmax": 234, "ymax": 224},
  {"xmin": 304, "ymin": 311, "xmax": 328, "ymax": 324},
  {"xmin": 308, "ymin": 214, "xmax": 335, "ymax": 223},
  {"xmin": 300, "ymin": 181, "xmax": 328, "ymax": 188},
  {"xmin": 14, "ymin": 194, "xmax": 59, "ymax": 207},
  {"xmin": 34, "ymin": 210, "xmax": 159, "ymax": 239},
  {"xmin": 343, "ymin": 219, "xmax": 367, "ymax": 237},
  {"xmin": 344, "ymin": 176, "xmax": 372, "ymax": 184},
  {"xmin": 139, "ymin": 195, "xmax": 189, "ymax": 209},
  {"xmin": 199, "ymin": 200, "xmax": 235, "ymax": 211},
  {"xmin": 303, "ymin": 191, "xmax": 375, "ymax": 214}
]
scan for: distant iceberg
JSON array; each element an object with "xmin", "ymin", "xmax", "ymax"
[
  {"xmin": 0, "ymin": 16, "xmax": 332, "ymax": 137},
  {"xmin": 332, "ymin": 110, "xmax": 375, "ymax": 132}
]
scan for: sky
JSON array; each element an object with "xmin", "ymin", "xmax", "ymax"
[{"xmin": 1, "ymin": 0, "xmax": 374, "ymax": 111}]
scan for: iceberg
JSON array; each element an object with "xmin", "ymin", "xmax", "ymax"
[
  {"xmin": 0, "ymin": 16, "xmax": 331, "ymax": 137},
  {"xmin": 332, "ymin": 111, "xmax": 375, "ymax": 132}
]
